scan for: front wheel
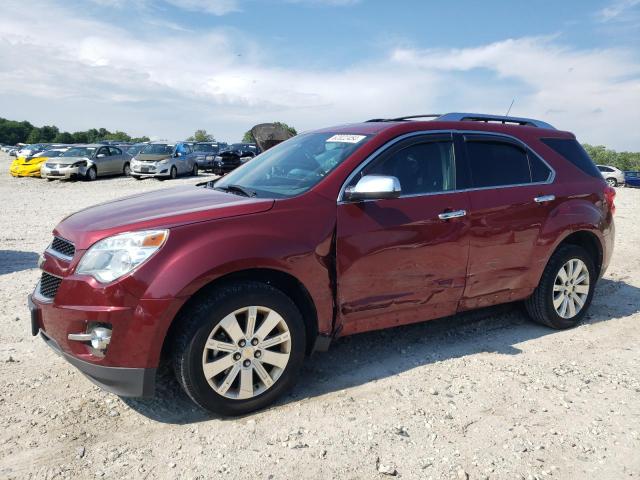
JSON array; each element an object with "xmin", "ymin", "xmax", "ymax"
[
  {"xmin": 525, "ymin": 244, "xmax": 596, "ymax": 329},
  {"xmin": 606, "ymin": 178, "xmax": 617, "ymax": 187},
  {"xmin": 191, "ymin": 164, "xmax": 199, "ymax": 176},
  {"xmin": 172, "ymin": 282, "xmax": 306, "ymax": 415},
  {"xmin": 85, "ymin": 167, "xmax": 97, "ymax": 181},
  {"xmin": 170, "ymin": 166, "xmax": 177, "ymax": 179},
  {"xmin": 123, "ymin": 163, "xmax": 131, "ymax": 176}
]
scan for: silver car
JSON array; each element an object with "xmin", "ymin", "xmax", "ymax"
[
  {"xmin": 41, "ymin": 144, "xmax": 132, "ymax": 181},
  {"xmin": 597, "ymin": 164, "xmax": 626, "ymax": 187},
  {"xmin": 130, "ymin": 142, "xmax": 199, "ymax": 180}
]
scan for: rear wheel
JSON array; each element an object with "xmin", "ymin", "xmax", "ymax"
[
  {"xmin": 85, "ymin": 167, "xmax": 97, "ymax": 181},
  {"xmin": 525, "ymin": 244, "xmax": 596, "ymax": 329},
  {"xmin": 606, "ymin": 178, "xmax": 617, "ymax": 187},
  {"xmin": 172, "ymin": 282, "xmax": 305, "ymax": 415},
  {"xmin": 123, "ymin": 163, "xmax": 131, "ymax": 176}
]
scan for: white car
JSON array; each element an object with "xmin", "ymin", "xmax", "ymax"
[{"xmin": 596, "ymin": 165, "xmax": 626, "ymax": 187}]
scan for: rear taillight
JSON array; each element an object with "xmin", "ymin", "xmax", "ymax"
[{"xmin": 604, "ymin": 186, "xmax": 616, "ymax": 215}]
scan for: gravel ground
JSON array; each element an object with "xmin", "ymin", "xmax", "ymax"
[{"xmin": 0, "ymin": 151, "xmax": 638, "ymax": 480}]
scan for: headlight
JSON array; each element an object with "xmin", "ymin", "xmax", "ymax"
[
  {"xmin": 158, "ymin": 158, "xmax": 169, "ymax": 165},
  {"xmin": 76, "ymin": 230, "xmax": 168, "ymax": 283},
  {"xmin": 72, "ymin": 160, "xmax": 87, "ymax": 167},
  {"xmin": 205, "ymin": 155, "xmax": 214, "ymax": 161}
]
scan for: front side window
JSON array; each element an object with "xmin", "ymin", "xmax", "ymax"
[
  {"xmin": 355, "ymin": 141, "xmax": 455, "ymax": 195},
  {"xmin": 214, "ymin": 132, "xmax": 371, "ymax": 198},
  {"xmin": 466, "ymin": 141, "xmax": 531, "ymax": 188},
  {"xmin": 109, "ymin": 147, "xmax": 122, "ymax": 155}
]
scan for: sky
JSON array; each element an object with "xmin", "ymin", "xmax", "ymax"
[{"xmin": 0, "ymin": 0, "xmax": 639, "ymax": 149}]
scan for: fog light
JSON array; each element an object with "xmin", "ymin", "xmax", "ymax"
[{"xmin": 68, "ymin": 326, "xmax": 112, "ymax": 352}]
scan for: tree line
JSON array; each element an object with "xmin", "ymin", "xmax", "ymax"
[
  {"xmin": 582, "ymin": 144, "xmax": 640, "ymax": 172},
  {"xmin": 0, "ymin": 117, "xmax": 150, "ymax": 145}
]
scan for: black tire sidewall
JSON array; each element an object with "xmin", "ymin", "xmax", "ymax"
[
  {"xmin": 540, "ymin": 245, "xmax": 597, "ymax": 328},
  {"xmin": 170, "ymin": 166, "xmax": 177, "ymax": 179},
  {"xmin": 86, "ymin": 167, "xmax": 96, "ymax": 181},
  {"xmin": 176, "ymin": 283, "xmax": 306, "ymax": 416}
]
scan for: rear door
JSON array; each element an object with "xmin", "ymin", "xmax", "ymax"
[
  {"xmin": 108, "ymin": 147, "xmax": 124, "ymax": 174},
  {"xmin": 336, "ymin": 133, "xmax": 472, "ymax": 336},
  {"xmin": 457, "ymin": 133, "xmax": 556, "ymax": 310}
]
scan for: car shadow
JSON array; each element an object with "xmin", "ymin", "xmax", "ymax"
[
  {"xmin": 0, "ymin": 250, "xmax": 40, "ymax": 274},
  {"xmin": 122, "ymin": 278, "xmax": 640, "ymax": 424}
]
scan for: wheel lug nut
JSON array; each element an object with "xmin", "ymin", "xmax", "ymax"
[
  {"xmin": 243, "ymin": 359, "xmax": 251, "ymax": 367},
  {"xmin": 251, "ymin": 338, "xmax": 259, "ymax": 346},
  {"xmin": 238, "ymin": 339, "xmax": 246, "ymax": 347},
  {"xmin": 254, "ymin": 350, "xmax": 261, "ymax": 358},
  {"xmin": 233, "ymin": 353, "xmax": 241, "ymax": 361}
]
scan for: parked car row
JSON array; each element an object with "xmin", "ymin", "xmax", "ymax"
[{"xmin": 7, "ymin": 141, "xmax": 263, "ymax": 181}]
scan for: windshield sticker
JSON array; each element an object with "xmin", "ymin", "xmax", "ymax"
[{"xmin": 326, "ymin": 134, "xmax": 367, "ymax": 144}]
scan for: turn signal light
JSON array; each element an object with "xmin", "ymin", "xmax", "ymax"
[{"xmin": 604, "ymin": 186, "xmax": 616, "ymax": 215}]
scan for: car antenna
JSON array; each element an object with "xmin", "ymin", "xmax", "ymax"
[{"xmin": 505, "ymin": 98, "xmax": 515, "ymax": 117}]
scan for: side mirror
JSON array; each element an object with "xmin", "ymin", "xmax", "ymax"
[
  {"xmin": 344, "ymin": 175, "xmax": 402, "ymax": 201},
  {"xmin": 175, "ymin": 152, "xmax": 182, "ymax": 157},
  {"xmin": 96, "ymin": 153, "xmax": 106, "ymax": 158}
]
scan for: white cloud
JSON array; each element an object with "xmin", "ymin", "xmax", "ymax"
[
  {"xmin": 164, "ymin": 0, "xmax": 240, "ymax": 15},
  {"xmin": 0, "ymin": 1, "xmax": 639, "ymax": 149},
  {"xmin": 597, "ymin": 0, "xmax": 640, "ymax": 21}
]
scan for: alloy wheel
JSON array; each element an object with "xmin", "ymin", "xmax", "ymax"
[
  {"xmin": 606, "ymin": 178, "xmax": 617, "ymax": 187},
  {"xmin": 201, "ymin": 306, "xmax": 291, "ymax": 400},
  {"xmin": 553, "ymin": 258, "xmax": 590, "ymax": 319}
]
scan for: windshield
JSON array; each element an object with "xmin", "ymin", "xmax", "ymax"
[
  {"xmin": 63, "ymin": 147, "xmax": 96, "ymax": 157},
  {"xmin": 215, "ymin": 132, "xmax": 371, "ymax": 198},
  {"xmin": 194, "ymin": 144, "xmax": 218, "ymax": 153},
  {"xmin": 39, "ymin": 150, "xmax": 65, "ymax": 158},
  {"xmin": 141, "ymin": 144, "xmax": 174, "ymax": 155},
  {"xmin": 127, "ymin": 145, "xmax": 145, "ymax": 155}
]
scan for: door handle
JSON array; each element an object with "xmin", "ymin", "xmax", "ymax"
[
  {"xmin": 534, "ymin": 195, "xmax": 556, "ymax": 203},
  {"xmin": 438, "ymin": 209, "xmax": 467, "ymax": 220}
]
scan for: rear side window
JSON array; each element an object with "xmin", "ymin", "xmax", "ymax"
[
  {"xmin": 541, "ymin": 138, "xmax": 602, "ymax": 178},
  {"xmin": 466, "ymin": 141, "xmax": 530, "ymax": 188},
  {"xmin": 529, "ymin": 154, "xmax": 553, "ymax": 182}
]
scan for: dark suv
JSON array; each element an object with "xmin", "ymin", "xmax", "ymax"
[{"xmin": 28, "ymin": 113, "xmax": 615, "ymax": 415}]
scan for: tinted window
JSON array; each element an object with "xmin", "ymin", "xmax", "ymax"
[
  {"xmin": 361, "ymin": 141, "xmax": 455, "ymax": 195},
  {"xmin": 109, "ymin": 147, "xmax": 121, "ymax": 155},
  {"xmin": 467, "ymin": 141, "xmax": 530, "ymax": 187},
  {"xmin": 529, "ymin": 153, "xmax": 553, "ymax": 182},
  {"xmin": 541, "ymin": 138, "xmax": 602, "ymax": 178}
]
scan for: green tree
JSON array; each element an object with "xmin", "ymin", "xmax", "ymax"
[
  {"xmin": 26, "ymin": 128, "xmax": 42, "ymax": 143},
  {"xmin": 187, "ymin": 129, "xmax": 215, "ymax": 142},
  {"xmin": 53, "ymin": 131, "xmax": 74, "ymax": 143},
  {"xmin": 583, "ymin": 144, "xmax": 640, "ymax": 172}
]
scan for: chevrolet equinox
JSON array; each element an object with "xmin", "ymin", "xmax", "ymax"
[{"xmin": 28, "ymin": 113, "xmax": 616, "ymax": 415}]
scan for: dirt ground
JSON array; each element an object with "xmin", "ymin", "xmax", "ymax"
[{"xmin": 0, "ymin": 151, "xmax": 638, "ymax": 480}]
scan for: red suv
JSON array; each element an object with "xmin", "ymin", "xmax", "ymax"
[{"xmin": 28, "ymin": 113, "xmax": 615, "ymax": 415}]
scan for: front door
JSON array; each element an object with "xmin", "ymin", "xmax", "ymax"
[{"xmin": 335, "ymin": 133, "xmax": 471, "ymax": 336}]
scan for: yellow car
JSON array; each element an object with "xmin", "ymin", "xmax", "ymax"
[{"xmin": 9, "ymin": 148, "xmax": 68, "ymax": 177}]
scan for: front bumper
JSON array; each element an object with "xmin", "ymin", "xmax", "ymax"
[
  {"xmin": 41, "ymin": 164, "xmax": 81, "ymax": 179},
  {"xmin": 131, "ymin": 164, "xmax": 170, "ymax": 177},
  {"xmin": 28, "ymin": 294, "xmax": 157, "ymax": 397}
]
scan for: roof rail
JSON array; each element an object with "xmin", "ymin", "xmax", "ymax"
[{"xmin": 437, "ymin": 112, "xmax": 555, "ymax": 129}]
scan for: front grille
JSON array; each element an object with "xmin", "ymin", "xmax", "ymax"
[
  {"xmin": 51, "ymin": 237, "xmax": 75, "ymax": 258},
  {"xmin": 39, "ymin": 272, "xmax": 62, "ymax": 299}
]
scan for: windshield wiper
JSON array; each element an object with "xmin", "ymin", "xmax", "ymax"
[{"xmin": 215, "ymin": 184, "xmax": 257, "ymax": 197}]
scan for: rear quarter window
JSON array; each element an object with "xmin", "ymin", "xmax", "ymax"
[{"xmin": 541, "ymin": 138, "xmax": 602, "ymax": 178}]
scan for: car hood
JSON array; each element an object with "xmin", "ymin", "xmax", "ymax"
[
  {"xmin": 50, "ymin": 156, "xmax": 89, "ymax": 165},
  {"xmin": 54, "ymin": 185, "xmax": 275, "ymax": 249},
  {"xmin": 136, "ymin": 153, "xmax": 172, "ymax": 161}
]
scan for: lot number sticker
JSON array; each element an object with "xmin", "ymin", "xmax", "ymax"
[{"xmin": 326, "ymin": 134, "xmax": 367, "ymax": 144}]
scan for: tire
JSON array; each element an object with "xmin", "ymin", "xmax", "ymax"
[
  {"xmin": 525, "ymin": 244, "xmax": 596, "ymax": 329},
  {"xmin": 123, "ymin": 163, "xmax": 131, "ymax": 176},
  {"xmin": 170, "ymin": 166, "xmax": 177, "ymax": 179},
  {"xmin": 606, "ymin": 178, "xmax": 617, "ymax": 187},
  {"xmin": 85, "ymin": 167, "xmax": 97, "ymax": 181},
  {"xmin": 172, "ymin": 281, "xmax": 306, "ymax": 416},
  {"xmin": 192, "ymin": 164, "xmax": 199, "ymax": 176}
]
